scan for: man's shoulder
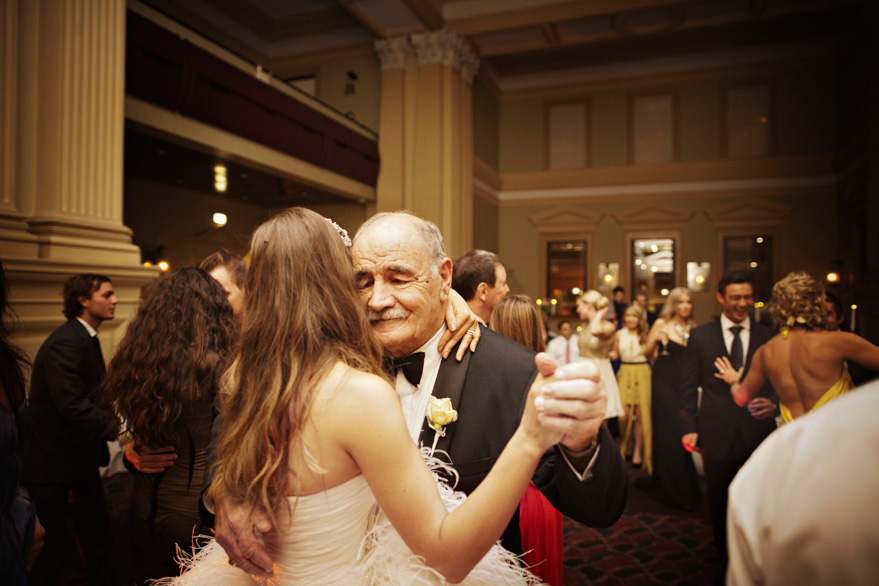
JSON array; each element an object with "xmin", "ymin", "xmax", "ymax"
[
  {"xmin": 751, "ymin": 321, "xmax": 776, "ymax": 341},
  {"xmin": 468, "ymin": 327, "xmax": 537, "ymax": 370}
]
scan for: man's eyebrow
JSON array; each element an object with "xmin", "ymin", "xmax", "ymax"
[
  {"xmin": 354, "ymin": 270, "xmax": 371, "ymax": 281},
  {"xmin": 385, "ymin": 265, "xmax": 415, "ymax": 275}
]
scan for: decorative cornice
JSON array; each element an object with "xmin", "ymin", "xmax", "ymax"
[
  {"xmin": 374, "ymin": 36, "xmax": 410, "ymax": 71},
  {"xmin": 529, "ymin": 205, "xmax": 603, "ymax": 232},
  {"xmin": 705, "ymin": 198, "xmax": 793, "ymax": 228},
  {"xmin": 613, "ymin": 202, "xmax": 694, "ymax": 230}
]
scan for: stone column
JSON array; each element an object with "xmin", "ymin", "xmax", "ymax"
[
  {"xmin": 1, "ymin": 0, "xmax": 155, "ymax": 360},
  {"xmin": 374, "ymin": 32, "xmax": 478, "ymax": 259}
]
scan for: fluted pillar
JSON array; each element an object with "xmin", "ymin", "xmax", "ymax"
[
  {"xmin": 374, "ymin": 32, "xmax": 478, "ymax": 259},
  {"xmin": 1, "ymin": 0, "xmax": 155, "ymax": 360}
]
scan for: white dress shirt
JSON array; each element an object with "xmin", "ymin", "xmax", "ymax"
[
  {"xmin": 546, "ymin": 334, "xmax": 579, "ymax": 366},
  {"xmin": 720, "ymin": 313, "xmax": 751, "ymax": 361},
  {"xmin": 395, "ymin": 325, "xmax": 446, "ymax": 443},
  {"xmin": 76, "ymin": 316, "xmax": 98, "ymax": 337}
]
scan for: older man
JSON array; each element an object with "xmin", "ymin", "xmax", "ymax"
[{"xmin": 216, "ymin": 212, "xmax": 627, "ymax": 576}]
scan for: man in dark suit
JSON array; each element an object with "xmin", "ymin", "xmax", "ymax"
[
  {"xmin": 680, "ymin": 270, "xmax": 777, "ymax": 574},
  {"xmin": 214, "ymin": 211, "xmax": 627, "ymax": 577},
  {"xmin": 22, "ymin": 274, "xmax": 120, "ymax": 586},
  {"xmin": 353, "ymin": 212, "xmax": 626, "ymax": 556}
]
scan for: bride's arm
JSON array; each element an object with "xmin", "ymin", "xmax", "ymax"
[{"xmin": 335, "ymin": 374, "xmax": 560, "ymax": 583}]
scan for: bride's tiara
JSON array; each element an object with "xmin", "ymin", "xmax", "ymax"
[{"xmin": 326, "ymin": 218, "xmax": 352, "ymax": 248}]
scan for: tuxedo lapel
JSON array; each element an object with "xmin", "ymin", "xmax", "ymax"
[{"xmin": 419, "ymin": 347, "xmax": 470, "ymax": 453}]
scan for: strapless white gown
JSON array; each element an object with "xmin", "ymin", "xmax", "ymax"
[{"xmin": 160, "ymin": 468, "xmax": 541, "ymax": 585}]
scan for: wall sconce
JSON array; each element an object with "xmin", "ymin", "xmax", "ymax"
[
  {"xmin": 687, "ymin": 262, "xmax": 711, "ymax": 292},
  {"xmin": 826, "ymin": 272, "xmax": 839, "ymax": 283},
  {"xmin": 213, "ymin": 212, "xmax": 228, "ymax": 227},
  {"xmin": 598, "ymin": 263, "xmax": 619, "ymax": 290},
  {"xmin": 214, "ymin": 165, "xmax": 227, "ymax": 192}
]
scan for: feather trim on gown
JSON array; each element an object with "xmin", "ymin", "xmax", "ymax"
[{"xmin": 153, "ymin": 449, "xmax": 542, "ymax": 585}]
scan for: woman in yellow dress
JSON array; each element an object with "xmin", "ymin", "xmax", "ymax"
[
  {"xmin": 613, "ymin": 305, "xmax": 651, "ymax": 471},
  {"xmin": 715, "ymin": 272, "xmax": 879, "ymax": 423}
]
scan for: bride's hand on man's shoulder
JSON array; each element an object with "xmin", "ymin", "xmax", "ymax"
[
  {"xmin": 439, "ymin": 289, "xmax": 480, "ymax": 361},
  {"xmin": 529, "ymin": 354, "xmax": 605, "ymax": 452}
]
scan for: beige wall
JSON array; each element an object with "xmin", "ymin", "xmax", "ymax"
[
  {"xmin": 498, "ymin": 190, "xmax": 836, "ymax": 326},
  {"xmin": 472, "ymin": 194, "xmax": 499, "ymax": 254},
  {"xmin": 473, "ymin": 77, "xmax": 500, "ymax": 169},
  {"xmin": 315, "ymin": 53, "xmax": 382, "ymax": 134}
]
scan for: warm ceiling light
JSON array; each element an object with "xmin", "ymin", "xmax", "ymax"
[
  {"xmin": 158, "ymin": 261, "xmax": 170, "ymax": 271},
  {"xmin": 756, "ymin": 237, "xmax": 764, "ymax": 243},
  {"xmin": 750, "ymin": 261, "xmax": 758, "ymax": 268},
  {"xmin": 695, "ymin": 274, "xmax": 705, "ymax": 284},
  {"xmin": 661, "ymin": 288, "xmax": 669, "ymax": 296},
  {"xmin": 213, "ymin": 212, "xmax": 228, "ymax": 226},
  {"xmin": 550, "ymin": 299, "xmax": 558, "ymax": 305},
  {"xmin": 572, "ymin": 287, "xmax": 581, "ymax": 295},
  {"xmin": 604, "ymin": 274, "xmax": 613, "ymax": 283},
  {"xmin": 535, "ymin": 299, "xmax": 542, "ymax": 306},
  {"xmin": 826, "ymin": 272, "xmax": 839, "ymax": 283}
]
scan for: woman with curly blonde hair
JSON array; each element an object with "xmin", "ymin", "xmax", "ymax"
[{"xmin": 715, "ymin": 271, "xmax": 879, "ymax": 423}]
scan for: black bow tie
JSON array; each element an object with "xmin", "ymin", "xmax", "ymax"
[{"xmin": 387, "ymin": 352, "xmax": 425, "ymax": 387}]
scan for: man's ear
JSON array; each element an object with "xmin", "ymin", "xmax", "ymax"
[
  {"xmin": 438, "ymin": 257, "xmax": 453, "ymax": 297},
  {"xmin": 476, "ymin": 281, "xmax": 489, "ymax": 302},
  {"xmin": 716, "ymin": 292, "xmax": 725, "ymax": 306}
]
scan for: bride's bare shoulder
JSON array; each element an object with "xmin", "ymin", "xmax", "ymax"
[{"xmin": 317, "ymin": 363, "xmax": 396, "ymax": 409}]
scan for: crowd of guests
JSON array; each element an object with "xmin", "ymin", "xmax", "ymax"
[{"xmin": 3, "ymin": 207, "xmax": 879, "ymax": 586}]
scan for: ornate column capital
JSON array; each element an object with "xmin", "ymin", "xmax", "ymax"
[
  {"xmin": 410, "ymin": 30, "xmax": 461, "ymax": 68},
  {"xmin": 374, "ymin": 36, "xmax": 410, "ymax": 71}
]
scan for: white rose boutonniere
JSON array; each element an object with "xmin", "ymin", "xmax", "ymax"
[{"xmin": 426, "ymin": 396, "xmax": 458, "ymax": 456}]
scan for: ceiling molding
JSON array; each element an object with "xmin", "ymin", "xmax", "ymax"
[
  {"xmin": 402, "ymin": 0, "xmax": 444, "ymax": 31},
  {"xmin": 499, "ymin": 53, "xmax": 836, "ymax": 101},
  {"xmin": 503, "ymin": 155, "xmax": 835, "ymax": 192},
  {"xmin": 446, "ymin": 0, "xmax": 687, "ymax": 36}
]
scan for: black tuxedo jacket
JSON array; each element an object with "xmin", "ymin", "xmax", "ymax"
[
  {"xmin": 23, "ymin": 319, "xmax": 114, "ymax": 484},
  {"xmin": 680, "ymin": 319, "xmax": 777, "ymax": 462},
  {"xmin": 423, "ymin": 326, "xmax": 627, "ymax": 553}
]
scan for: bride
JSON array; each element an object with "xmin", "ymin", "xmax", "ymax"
[{"xmin": 163, "ymin": 207, "xmax": 567, "ymax": 585}]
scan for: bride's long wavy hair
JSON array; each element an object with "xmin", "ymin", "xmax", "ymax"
[{"xmin": 209, "ymin": 207, "xmax": 386, "ymax": 521}]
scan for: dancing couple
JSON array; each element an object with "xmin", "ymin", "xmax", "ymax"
[{"xmin": 156, "ymin": 208, "xmax": 626, "ymax": 585}]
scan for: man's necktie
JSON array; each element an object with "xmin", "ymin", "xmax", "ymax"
[
  {"xmin": 729, "ymin": 325, "xmax": 744, "ymax": 370},
  {"xmin": 387, "ymin": 352, "xmax": 425, "ymax": 387}
]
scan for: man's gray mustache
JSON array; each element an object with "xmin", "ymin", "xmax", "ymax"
[{"xmin": 367, "ymin": 308, "xmax": 410, "ymax": 322}]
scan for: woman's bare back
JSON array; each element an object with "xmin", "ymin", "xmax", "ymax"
[{"xmin": 757, "ymin": 329, "xmax": 878, "ymax": 417}]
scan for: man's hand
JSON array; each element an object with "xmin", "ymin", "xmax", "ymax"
[
  {"xmin": 681, "ymin": 433, "xmax": 699, "ymax": 452},
  {"xmin": 747, "ymin": 397, "xmax": 776, "ymax": 420},
  {"xmin": 214, "ymin": 490, "xmax": 275, "ymax": 577},
  {"xmin": 532, "ymin": 354, "xmax": 604, "ymax": 452},
  {"xmin": 125, "ymin": 442, "xmax": 177, "ymax": 473}
]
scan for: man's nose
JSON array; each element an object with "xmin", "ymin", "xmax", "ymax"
[{"xmin": 367, "ymin": 279, "xmax": 394, "ymax": 310}]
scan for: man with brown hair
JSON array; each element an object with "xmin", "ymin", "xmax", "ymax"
[{"xmin": 23, "ymin": 274, "xmax": 120, "ymax": 586}]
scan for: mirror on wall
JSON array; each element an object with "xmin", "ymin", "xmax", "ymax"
[
  {"xmin": 631, "ymin": 237, "xmax": 675, "ymax": 298},
  {"xmin": 546, "ymin": 240, "xmax": 587, "ymax": 316},
  {"xmin": 724, "ymin": 235, "xmax": 773, "ymax": 303}
]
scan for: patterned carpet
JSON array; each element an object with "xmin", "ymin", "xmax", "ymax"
[
  {"xmin": 562, "ymin": 466, "xmax": 722, "ymax": 585},
  {"xmin": 58, "ymin": 464, "xmax": 723, "ymax": 585}
]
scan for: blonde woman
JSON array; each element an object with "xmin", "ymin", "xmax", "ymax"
[
  {"xmin": 613, "ymin": 305, "xmax": 651, "ymax": 471},
  {"xmin": 634, "ymin": 287, "xmax": 701, "ymax": 511},
  {"xmin": 715, "ymin": 272, "xmax": 879, "ymax": 423},
  {"xmin": 576, "ymin": 290, "xmax": 625, "ymax": 420},
  {"xmin": 162, "ymin": 208, "xmax": 565, "ymax": 586}
]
